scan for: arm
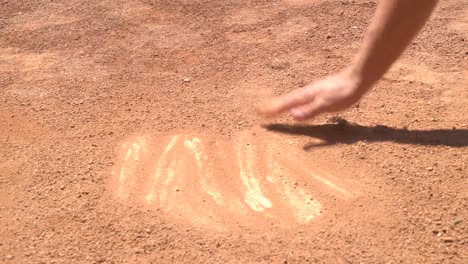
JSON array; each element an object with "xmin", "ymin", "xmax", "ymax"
[{"xmin": 257, "ymin": 0, "xmax": 439, "ymax": 121}]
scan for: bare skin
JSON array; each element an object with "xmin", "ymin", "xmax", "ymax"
[{"xmin": 257, "ymin": 0, "xmax": 439, "ymax": 121}]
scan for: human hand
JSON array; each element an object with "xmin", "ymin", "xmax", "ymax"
[{"xmin": 257, "ymin": 69, "xmax": 367, "ymax": 121}]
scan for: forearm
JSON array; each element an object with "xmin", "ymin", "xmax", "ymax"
[
  {"xmin": 256, "ymin": 0, "xmax": 439, "ymax": 119},
  {"xmin": 349, "ymin": 0, "xmax": 439, "ymax": 94}
]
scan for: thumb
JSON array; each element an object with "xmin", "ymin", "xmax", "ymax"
[
  {"xmin": 256, "ymin": 84, "xmax": 318, "ymax": 117},
  {"xmin": 290, "ymin": 99, "xmax": 328, "ymax": 121}
]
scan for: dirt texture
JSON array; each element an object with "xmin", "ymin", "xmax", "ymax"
[{"xmin": 0, "ymin": 0, "xmax": 467, "ymax": 263}]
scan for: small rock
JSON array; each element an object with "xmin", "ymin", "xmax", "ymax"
[
  {"xmin": 450, "ymin": 218, "xmax": 462, "ymax": 227},
  {"xmin": 426, "ymin": 167, "xmax": 433, "ymax": 171},
  {"xmin": 183, "ymin": 78, "xmax": 191, "ymax": 83},
  {"xmin": 270, "ymin": 60, "xmax": 290, "ymax": 70},
  {"xmin": 6, "ymin": 255, "xmax": 13, "ymax": 260},
  {"xmin": 60, "ymin": 185, "xmax": 65, "ymax": 190},
  {"xmin": 442, "ymin": 237, "xmax": 454, "ymax": 243}
]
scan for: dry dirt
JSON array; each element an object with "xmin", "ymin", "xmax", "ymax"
[{"xmin": 1, "ymin": 0, "xmax": 467, "ymax": 263}]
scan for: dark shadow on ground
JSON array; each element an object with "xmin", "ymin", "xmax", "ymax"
[{"xmin": 263, "ymin": 122, "xmax": 468, "ymax": 150}]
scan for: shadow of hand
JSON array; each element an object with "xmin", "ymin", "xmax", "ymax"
[{"xmin": 263, "ymin": 122, "xmax": 468, "ymax": 150}]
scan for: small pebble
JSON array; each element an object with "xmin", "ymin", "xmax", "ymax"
[
  {"xmin": 442, "ymin": 237, "xmax": 454, "ymax": 243},
  {"xmin": 450, "ymin": 218, "xmax": 462, "ymax": 227}
]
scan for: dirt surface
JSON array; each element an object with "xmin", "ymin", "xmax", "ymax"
[{"xmin": 0, "ymin": 0, "xmax": 467, "ymax": 263}]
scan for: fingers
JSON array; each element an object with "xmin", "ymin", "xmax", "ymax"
[
  {"xmin": 257, "ymin": 85, "xmax": 318, "ymax": 117},
  {"xmin": 290, "ymin": 99, "xmax": 328, "ymax": 121}
]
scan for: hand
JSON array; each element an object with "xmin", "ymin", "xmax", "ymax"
[{"xmin": 257, "ymin": 69, "xmax": 366, "ymax": 121}]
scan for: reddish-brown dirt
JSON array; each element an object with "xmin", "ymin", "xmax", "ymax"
[{"xmin": 0, "ymin": 0, "xmax": 467, "ymax": 263}]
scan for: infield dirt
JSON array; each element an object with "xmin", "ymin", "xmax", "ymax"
[{"xmin": 0, "ymin": 0, "xmax": 467, "ymax": 263}]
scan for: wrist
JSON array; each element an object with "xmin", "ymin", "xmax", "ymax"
[{"xmin": 344, "ymin": 65, "xmax": 373, "ymax": 97}]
